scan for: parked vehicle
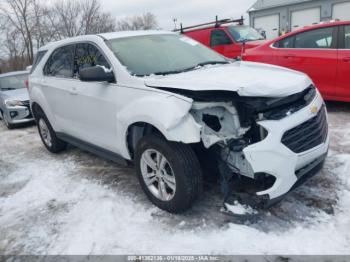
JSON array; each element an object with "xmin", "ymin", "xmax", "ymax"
[
  {"xmin": 0, "ymin": 71, "xmax": 34, "ymax": 129},
  {"xmin": 176, "ymin": 17, "xmax": 267, "ymax": 59},
  {"xmin": 243, "ymin": 20, "xmax": 350, "ymax": 102},
  {"xmin": 29, "ymin": 31, "xmax": 329, "ymax": 213}
]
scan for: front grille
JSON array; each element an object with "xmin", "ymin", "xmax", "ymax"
[
  {"xmin": 263, "ymin": 85, "xmax": 316, "ymax": 120},
  {"xmin": 281, "ymin": 106, "xmax": 328, "ymax": 153}
]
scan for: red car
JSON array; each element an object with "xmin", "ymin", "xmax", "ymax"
[
  {"xmin": 244, "ymin": 21, "xmax": 350, "ymax": 102},
  {"xmin": 177, "ymin": 17, "xmax": 267, "ymax": 59}
]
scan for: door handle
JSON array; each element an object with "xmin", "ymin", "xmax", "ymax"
[
  {"xmin": 284, "ymin": 54, "xmax": 296, "ymax": 59},
  {"xmin": 69, "ymin": 87, "xmax": 78, "ymax": 95},
  {"xmin": 342, "ymin": 57, "xmax": 350, "ymax": 62}
]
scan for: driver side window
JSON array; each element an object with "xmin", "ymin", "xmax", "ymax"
[
  {"xmin": 210, "ymin": 29, "xmax": 233, "ymax": 47},
  {"xmin": 74, "ymin": 43, "xmax": 111, "ymax": 77}
]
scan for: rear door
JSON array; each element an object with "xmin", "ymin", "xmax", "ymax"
[
  {"xmin": 42, "ymin": 45, "xmax": 76, "ymax": 132},
  {"xmin": 336, "ymin": 25, "xmax": 350, "ymax": 100},
  {"xmin": 273, "ymin": 26, "xmax": 338, "ymax": 98},
  {"xmin": 210, "ymin": 29, "xmax": 240, "ymax": 58}
]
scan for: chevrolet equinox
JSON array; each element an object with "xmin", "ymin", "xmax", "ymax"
[{"xmin": 29, "ymin": 31, "xmax": 329, "ymax": 213}]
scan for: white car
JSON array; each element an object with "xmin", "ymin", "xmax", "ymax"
[
  {"xmin": 0, "ymin": 71, "xmax": 34, "ymax": 129},
  {"xmin": 29, "ymin": 31, "xmax": 329, "ymax": 213}
]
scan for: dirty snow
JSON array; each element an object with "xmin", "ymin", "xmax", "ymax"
[
  {"xmin": 223, "ymin": 201, "xmax": 257, "ymax": 216},
  {"xmin": 0, "ymin": 102, "xmax": 350, "ymax": 255}
]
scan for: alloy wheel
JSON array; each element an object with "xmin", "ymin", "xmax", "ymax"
[
  {"xmin": 140, "ymin": 149, "xmax": 176, "ymax": 201},
  {"xmin": 38, "ymin": 118, "xmax": 52, "ymax": 147}
]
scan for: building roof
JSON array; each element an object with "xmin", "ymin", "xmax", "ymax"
[{"xmin": 249, "ymin": 0, "xmax": 315, "ymax": 12}]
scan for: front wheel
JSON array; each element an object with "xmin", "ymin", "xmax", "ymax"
[{"xmin": 135, "ymin": 135, "xmax": 203, "ymax": 213}]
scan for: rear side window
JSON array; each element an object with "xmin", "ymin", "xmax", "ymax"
[
  {"xmin": 30, "ymin": 50, "xmax": 47, "ymax": 74},
  {"xmin": 74, "ymin": 43, "xmax": 110, "ymax": 76},
  {"xmin": 294, "ymin": 27, "xmax": 335, "ymax": 49},
  {"xmin": 344, "ymin": 26, "xmax": 350, "ymax": 49},
  {"xmin": 44, "ymin": 45, "xmax": 75, "ymax": 78},
  {"xmin": 210, "ymin": 29, "xmax": 233, "ymax": 47}
]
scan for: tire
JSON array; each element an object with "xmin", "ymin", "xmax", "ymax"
[
  {"xmin": 135, "ymin": 135, "xmax": 203, "ymax": 213},
  {"xmin": 35, "ymin": 110, "xmax": 67, "ymax": 153},
  {"xmin": 1, "ymin": 111, "xmax": 14, "ymax": 129}
]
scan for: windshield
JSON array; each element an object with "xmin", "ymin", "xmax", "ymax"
[
  {"xmin": 107, "ymin": 34, "xmax": 228, "ymax": 76},
  {"xmin": 227, "ymin": 25, "xmax": 264, "ymax": 42},
  {"xmin": 0, "ymin": 74, "xmax": 27, "ymax": 91}
]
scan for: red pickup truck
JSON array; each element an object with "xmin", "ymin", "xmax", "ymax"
[{"xmin": 176, "ymin": 17, "xmax": 267, "ymax": 59}]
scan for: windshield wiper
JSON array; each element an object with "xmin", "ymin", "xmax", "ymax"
[
  {"xmin": 150, "ymin": 61, "xmax": 229, "ymax": 76},
  {"xmin": 196, "ymin": 61, "xmax": 230, "ymax": 67}
]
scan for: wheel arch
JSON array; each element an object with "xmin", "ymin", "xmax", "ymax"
[
  {"xmin": 31, "ymin": 102, "xmax": 44, "ymax": 120},
  {"xmin": 126, "ymin": 122, "xmax": 165, "ymax": 160},
  {"xmin": 116, "ymin": 95, "xmax": 202, "ymax": 160}
]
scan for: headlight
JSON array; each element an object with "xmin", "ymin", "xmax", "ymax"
[{"xmin": 5, "ymin": 100, "xmax": 24, "ymax": 107}]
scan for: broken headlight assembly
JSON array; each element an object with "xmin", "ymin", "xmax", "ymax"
[{"xmin": 5, "ymin": 100, "xmax": 25, "ymax": 107}]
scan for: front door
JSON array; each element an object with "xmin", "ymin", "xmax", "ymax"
[
  {"xmin": 273, "ymin": 26, "xmax": 338, "ymax": 98},
  {"xmin": 69, "ymin": 43, "xmax": 120, "ymax": 152}
]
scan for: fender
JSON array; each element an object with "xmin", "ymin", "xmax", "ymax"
[{"xmin": 116, "ymin": 93, "xmax": 202, "ymax": 159}]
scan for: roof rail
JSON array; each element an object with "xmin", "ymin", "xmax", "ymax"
[{"xmin": 174, "ymin": 16, "xmax": 244, "ymax": 33}]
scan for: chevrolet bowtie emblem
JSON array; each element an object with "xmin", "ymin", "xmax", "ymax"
[{"xmin": 311, "ymin": 105, "xmax": 318, "ymax": 114}]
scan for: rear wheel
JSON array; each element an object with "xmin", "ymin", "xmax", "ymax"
[
  {"xmin": 135, "ymin": 135, "xmax": 202, "ymax": 213},
  {"xmin": 35, "ymin": 111, "xmax": 67, "ymax": 153}
]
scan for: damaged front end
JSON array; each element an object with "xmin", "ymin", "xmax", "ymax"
[
  {"xmin": 149, "ymin": 83, "xmax": 328, "ymax": 213},
  {"xmin": 172, "ymin": 85, "xmax": 321, "ymax": 209}
]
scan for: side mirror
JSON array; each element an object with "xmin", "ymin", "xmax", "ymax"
[{"xmin": 79, "ymin": 66, "xmax": 115, "ymax": 83}]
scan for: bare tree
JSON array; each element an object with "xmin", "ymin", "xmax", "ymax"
[
  {"xmin": 0, "ymin": 1, "xmax": 159, "ymax": 73},
  {"xmin": 117, "ymin": 12, "xmax": 158, "ymax": 31},
  {"xmin": 0, "ymin": 0, "xmax": 36, "ymax": 63},
  {"xmin": 52, "ymin": 0, "xmax": 115, "ymax": 37},
  {"xmin": 32, "ymin": 1, "xmax": 61, "ymax": 48}
]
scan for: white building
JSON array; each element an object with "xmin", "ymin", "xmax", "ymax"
[{"xmin": 249, "ymin": 0, "xmax": 350, "ymax": 39}]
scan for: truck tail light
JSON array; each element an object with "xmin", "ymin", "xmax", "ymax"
[{"xmin": 25, "ymin": 79, "xmax": 29, "ymax": 89}]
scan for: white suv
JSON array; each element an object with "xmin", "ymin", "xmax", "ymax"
[{"xmin": 29, "ymin": 31, "xmax": 329, "ymax": 213}]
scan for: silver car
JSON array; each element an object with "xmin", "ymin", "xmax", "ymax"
[{"xmin": 0, "ymin": 71, "xmax": 34, "ymax": 129}]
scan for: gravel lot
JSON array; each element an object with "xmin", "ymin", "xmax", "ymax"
[{"xmin": 0, "ymin": 102, "xmax": 349, "ymax": 255}]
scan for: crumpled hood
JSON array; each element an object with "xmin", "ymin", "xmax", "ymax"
[
  {"xmin": 1, "ymin": 89, "xmax": 30, "ymax": 101},
  {"xmin": 145, "ymin": 61, "xmax": 313, "ymax": 97}
]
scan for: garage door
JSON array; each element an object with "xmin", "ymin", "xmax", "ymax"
[
  {"xmin": 333, "ymin": 2, "xmax": 350, "ymax": 20},
  {"xmin": 253, "ymin": 15, "xmax": 279, "ymax": 39},
  {"xmin": 291, "ymin": 8, "xmax": 321, "ymax": 31}
]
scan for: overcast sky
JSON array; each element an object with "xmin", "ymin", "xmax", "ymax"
[{"xmin": 99, "ymin": 0, "xmax": 257, "ymax": 30}]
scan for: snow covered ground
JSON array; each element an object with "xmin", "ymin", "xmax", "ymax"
[{"xmin": 0, "ymin": 102, "xmax": 349, "ymax": 255}]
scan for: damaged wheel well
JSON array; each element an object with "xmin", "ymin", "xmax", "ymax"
[{"xmin": 127, "ymin": 122, "xmax": 165, "ymax": 160}]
